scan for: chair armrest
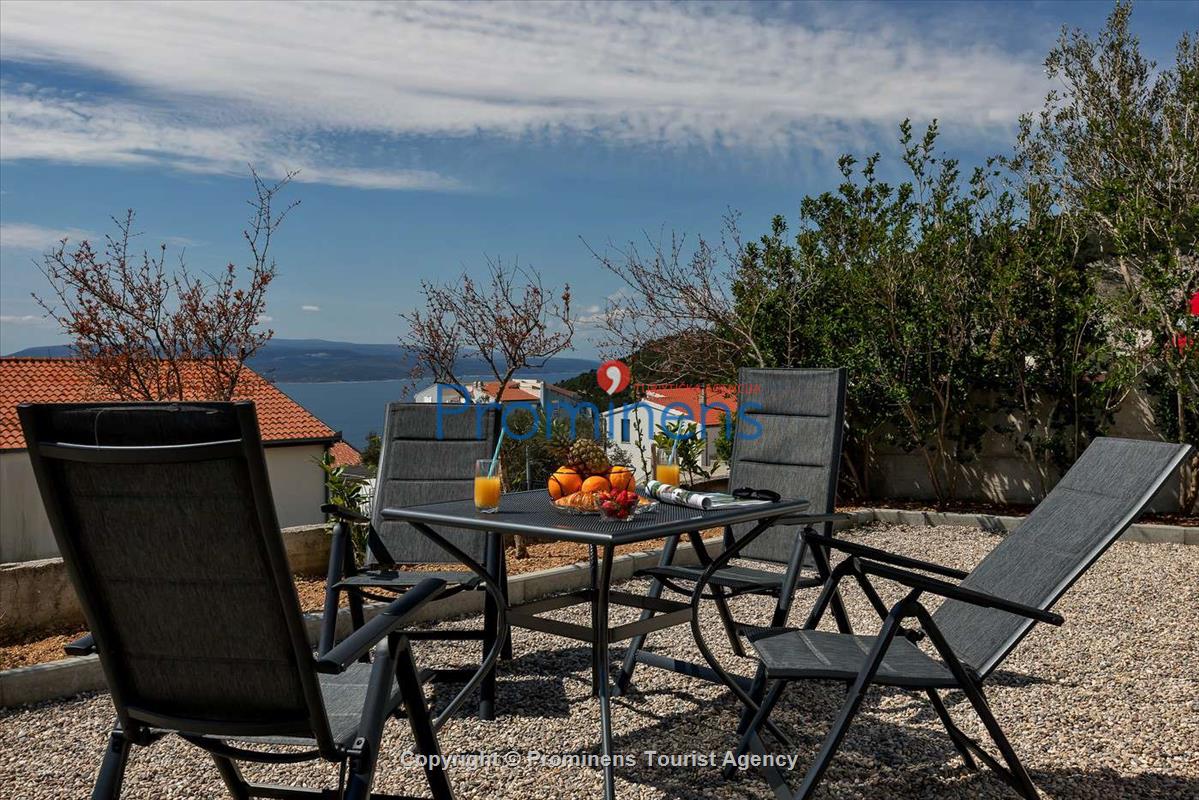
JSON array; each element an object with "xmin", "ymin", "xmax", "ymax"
[
  {"xmin": 64, "ymin": 632, "xmax": 96, "ymax": 656},
  {"xmin": 321, "ymin": 503, "xmax": 369, "ymax": 524},
  {"xmin": 858, "ymin": 560, "xmax": 1064, "ymax": 625},
  {"xmin": 803, "ymin": 532, "xmax": 969, "ymax": 580},
  {"xmin": 316, "ymin": 578, "xmax": 448, "ymax": 674}
]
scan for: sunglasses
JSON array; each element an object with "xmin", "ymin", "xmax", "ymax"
[{"xmin": 732, "ymin": 487, "xmax": 781, "ymax": 502}]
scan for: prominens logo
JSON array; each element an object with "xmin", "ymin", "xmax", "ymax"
[
  {"xmin": 597, "ymin": 359, "xmax": 630, "ymax": 395},
  {"xmin": 432, "ymin": 366, "xmax": 763, "ymax": 444}
]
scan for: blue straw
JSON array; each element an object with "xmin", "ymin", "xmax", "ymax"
[{"xmin": 488, "ymin": 428, "xmax": 505, "ymax": 477}]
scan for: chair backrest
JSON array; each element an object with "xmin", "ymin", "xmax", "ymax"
[
  {"xmin": 19, "ymin": 402, "xmax": 336, "ymax": 751},
  {"xmin": 368, "ymin": 402, "xmax": 499, "ymax": 566},
  {"xmin": 932, "ymin": 437, "xmax": 1193, "ymax": 677},
  {"xmin": 726, "ymin": 368, "xmax": 847, "ymax": 563}
]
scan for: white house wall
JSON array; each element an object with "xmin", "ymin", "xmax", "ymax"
[
  {"xmin": 0, "ymin": 452, "xmax": 54, "ymax": 563},
  {"xmin": 0, "ymin": 444, "xmax": 327, "ymax": 563}
]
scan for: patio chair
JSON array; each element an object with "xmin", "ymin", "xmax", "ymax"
[
  {"xmin": 319, "ymin": 402, "xmax": 509, "ymax": 720},
  {"xmin": 18, "ymin": 401, "xmax": 455, "ymax": 800},
  {"xmin": 616, "ymin": 367, "xmax": 851, "ymax": 695},
  {"xmin": 694, "ymin": 436, "xmax": 1193, "ymax": 799}
]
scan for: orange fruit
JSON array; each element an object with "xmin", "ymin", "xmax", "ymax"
[
  {"xmin": 581, "ymin": 475, "xmax": 611, "ymax": 494},
  {"xmin": 547, "ymin": 467, "xmax": 583, "ymax": 499},
  {"xmin": 608, "ymin": 466, "xmax": 635, "ymax": 492}
]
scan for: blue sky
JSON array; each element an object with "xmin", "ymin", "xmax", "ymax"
[{"xmin": 1, "ymin": 0, "xmax": 1194, "ymax": 357}]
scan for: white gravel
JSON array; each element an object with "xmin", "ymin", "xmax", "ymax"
[{"xmin": 2, "ymin": 524, "xmax": 1196, "ymax": 799}]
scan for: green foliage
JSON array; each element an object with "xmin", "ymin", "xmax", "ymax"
[
  {"xmin": 653, "ymin": 420, "xmax": 715, "ymax": 487},
  {"xmin": 360, "ymin": 431, "xmax": 381, "ymax": 475},
  {"xmin": 715, "ymin": 411, "xmax": 736, "ymax": 464},
  {"xmin": 717, "ymin": 3, "xmax": 1196, "ymax": 509},
  {"xmin": 315, "ymin": 450, "xmax": 369, "ymax": 566}
]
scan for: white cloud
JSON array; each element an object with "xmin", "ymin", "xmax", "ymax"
[
  {"xmin": 0, "ymin": 221, "xmax": 93, "ymax": 251},
  {"xmin": 301, "ymin": 305, "xmax": 321, "ymax": 312},
  {"xmin": 0, "ymin": 1, "xmax": 1044, "ymax": 167},
  {"xmin": 0, "ymin": 314, "xmax": 49, "ymax": 325},
  {"xmin": 257, "ymin": 314, "xmax": 274, "ymax": 323},
  {"xmin": 0, "ymin": 89, "xmax": 462, "ymax": 191}
]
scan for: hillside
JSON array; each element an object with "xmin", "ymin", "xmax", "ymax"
[{"xmin": 4, "ymin": 339, "xmax": 596, "ymax": 383}]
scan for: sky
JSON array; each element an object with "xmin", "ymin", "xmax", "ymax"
[{"xmin": 1, "ymin": 0, "xmax": 1195, "ymax": 357}]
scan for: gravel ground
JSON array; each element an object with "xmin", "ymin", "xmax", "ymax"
[{"xmin": 2, "ymin": 523, "xmax": 1196, "ymax": 799}]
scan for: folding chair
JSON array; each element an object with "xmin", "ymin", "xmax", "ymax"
[
  {"xmin": 617, "ymin": 367, "xmax": 851, "ymax": 695},
  {"xmin": 319, "ymin": 402, "xmax": 509, "ymax": 720},
  {"xmin": 693, "ymin": 436, "xmax": 1192, "ymax": 799},
  {"xmin": 19, "ymin": 401, "xmax": 464, "ymax": 800}
]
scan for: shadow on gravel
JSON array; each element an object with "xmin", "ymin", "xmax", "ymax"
[{"xmin": 1034, "ymin": 768, "xmax": 1198, "ymax": 800}]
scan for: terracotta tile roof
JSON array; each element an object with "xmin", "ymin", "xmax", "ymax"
[
  {"xmin": 329, "ymin": 440, "xmax": 363, "ymax": 467},
  {"xmin": 643, "ymin": 385, "xmax": 739, "ymax": 426},
  {"xmin": 0, "ymin": 358, "xmax": 337, "ymax": 451},
  {"xmin": 479, "ymin": 381, "xmax": 541, "ymax": 402}
]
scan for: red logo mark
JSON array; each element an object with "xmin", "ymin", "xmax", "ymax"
[{"xmin": 597, "ymin": 360, "xmax": 630, "ymax": 396}]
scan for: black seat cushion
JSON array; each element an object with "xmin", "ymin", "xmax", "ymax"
[{"xmin": 747, "ymin": 628, "xmax": 957, "ymax": 688}]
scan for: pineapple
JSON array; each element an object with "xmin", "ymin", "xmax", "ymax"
[{"xmin": 568, "ymin": 438, "xmax": 610, "ymax": 477}]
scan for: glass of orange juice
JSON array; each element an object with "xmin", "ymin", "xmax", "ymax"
[
  {"xmin": 654, "ymin": 448, "xmax": 680, "ymax": 486},
  {"xmin": 474, "ymin": 458, "xmax": 502, "ymax": 513}
]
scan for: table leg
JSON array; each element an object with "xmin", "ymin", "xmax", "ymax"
[{"xmin": 594, "ymin": 543, "xmax": 617, "ymax": 800}]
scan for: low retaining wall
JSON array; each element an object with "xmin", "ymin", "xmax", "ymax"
[
  {"xmin": 0, "ymin": 539, "xmax": 709, "ymax": 708},
  {"xmin": 0, "ymin": 524, "xmax": 331, "ymax": 637}
]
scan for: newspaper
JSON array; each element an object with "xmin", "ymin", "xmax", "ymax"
[{"xmin": 643, "ymin": 480, "xmax": 770, "ymax": 511}]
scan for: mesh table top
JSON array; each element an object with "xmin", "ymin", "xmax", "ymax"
[{"xmin": 380, "ymin": 489, "xmax": 811, "ymax": 546}]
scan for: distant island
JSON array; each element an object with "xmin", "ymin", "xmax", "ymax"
[{"xmin": 5, "ymin": 338, "xmax": 598, "ymax": 384}]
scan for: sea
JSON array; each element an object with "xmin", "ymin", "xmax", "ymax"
[{"xmin": 277, "ymin": 372, "xmax": 582, "ymax": 450}]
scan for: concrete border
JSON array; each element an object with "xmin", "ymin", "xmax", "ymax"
[
  {"xmin": 0, "ymin": 539, "xmax": 711, "ymax": 708},
  {"xmin": 859, "ymin": 508, "xmax": 1198, "ymax": 545}
]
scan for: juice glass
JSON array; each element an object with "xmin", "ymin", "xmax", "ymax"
[
  {"xmin": 653, "ymin": 449, "xmax": 680, "ymax": 486},
  {"xmin": 474, "ymin": 459, "xmax": 502, "ymax": 513}
]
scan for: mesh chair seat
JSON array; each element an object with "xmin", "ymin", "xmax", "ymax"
[
  {"xmin": 636, "ymin": 563, "xmax": 822, "ymax": 592},
  {"xmin": 747, "ymin": 628, "xmax": 957, "ymax": 688},
  {"xmin": 336, "ymin": 569, "xmax": 481, "ymax": 591},
  {"xmin": 208, "ymin": 664, "xmax": 401, "ymax": 747}
]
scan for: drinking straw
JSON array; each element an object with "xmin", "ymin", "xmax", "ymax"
[
  {"xmin": 668, "ymin": 427, "xmax": 681, "ymax": 465},
  {"xmin": 488, "ymin": 428, "xmax": 506, "ymax": 477}
]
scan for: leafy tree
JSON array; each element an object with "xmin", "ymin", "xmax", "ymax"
[
  {"xmin": 401, "ymin": 259, "xmax": 574, "ymax": 402},
  {"xmin": 1015, "ymin": 1, "xmax": 1198, "ymax": 508},
  {"xmin": 35, "ymin": 169, "xmax": 294, "ymax": 400},
  {"xmin": 316, "ymin": 450, "xmax": 369, "ymax": 566},
  {"xmin": 653, "ymin": 420, "xmax": 715, "ymax": 487},
  {"xmin": 360, "ymin": 431, "xmax": 382, "ymax": 475}
]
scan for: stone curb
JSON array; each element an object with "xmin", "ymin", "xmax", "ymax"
[
  {"xmin": 0, "ymin": 539, "xmax": 710, "ymax": 709},
  {"xmin": 860, "ymin": 508, "xmax": 1198, "ymax": 545}
]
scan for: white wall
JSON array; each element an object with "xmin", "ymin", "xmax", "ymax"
[
  {"xmin": 0, "ymin": 444, "xmax": 328, "ymax": 563},
  {"xmin": 0, "ymin": 453, "xmax": 54, "ymax": 563},
  {"xmin": 264, "ymin": 444, "xmax": 328, "ymax": 528}
]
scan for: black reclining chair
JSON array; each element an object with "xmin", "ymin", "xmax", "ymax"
[{"xmin": 20, "ymin": 401, "xmax": 457, "ymax": 800}]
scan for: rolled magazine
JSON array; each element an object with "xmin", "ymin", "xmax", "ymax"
[{"xmin": 643, "ymin": 480, "xmax": 770, "ymax": 510}]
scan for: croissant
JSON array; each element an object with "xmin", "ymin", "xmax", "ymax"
[{"xmin": 555, "ymin": 492, "xmax": 600, "ymax": 511}]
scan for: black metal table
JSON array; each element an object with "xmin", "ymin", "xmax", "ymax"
[{"xmin": 381, "ymin": 489, "xmax": 810, "ymax": 800}]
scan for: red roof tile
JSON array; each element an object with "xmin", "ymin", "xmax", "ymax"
[
  {"xmin": 643, "ymin": 385, "xmax": 738, "ymax": 426},
  {"xmin": 0, "ymin": 358, "xmax": 337, "ymax": 451},
  {"xmin": 479, "ymin": 381, "xmax": 541, "ymax": 402},
  {"xmin": 329, "ymin": 440, "xmax": 363, "ymax": 467}
]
